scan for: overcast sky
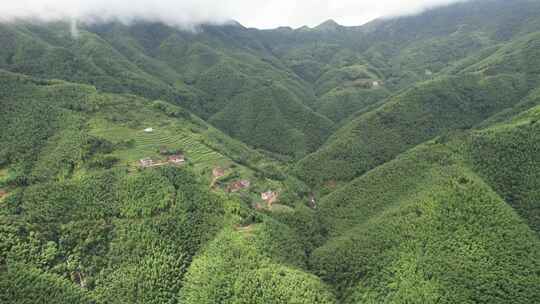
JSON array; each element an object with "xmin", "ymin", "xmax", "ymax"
[{"xmin": 0, "ymin": 0, "xmax": 469, "ymax": 29}]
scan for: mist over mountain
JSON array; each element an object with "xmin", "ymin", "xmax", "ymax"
[
  {"xmin": 1, "ymin": 0, "xmax": 540, "ymax": 303},
  {"xmin": 0, "ymin": 0, "xmax": 471, "ymax": 29}
]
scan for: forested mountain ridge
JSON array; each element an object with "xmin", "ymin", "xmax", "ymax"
[
  {"xmin": 295, "ymin": 17, "xmax": 540, "ymax": 189},
  {"xmin": 311, "ymin": 102, "xmax": 540, "ymax": 303},
  {"xmin": 2, "ymin": 0, "xmax": 539, "ymax": 158},
  {"xmin": 0, "ymin": 20, "xmax": 331, "ymax": 157},
  {"xmin": 1, "ymin": 0, "xmax": 540, "ymax": 303},
  {"xmin": 0, "ymin": 69, "xmax": 320, "ymax": 303}
]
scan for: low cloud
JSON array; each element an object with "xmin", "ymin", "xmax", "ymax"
[
  {"xmin": 0, "ymin": 0, "xmax": 237, "ymax": 27},
  {"xmin": 0, "ymin": 0, "xmax": 470, "ymax": 29}
]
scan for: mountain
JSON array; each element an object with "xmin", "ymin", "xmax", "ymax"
[
  {"xmin": 294, "ymin": 2, "xmax": 540, "ymax": 189},
  {"xmin": 294, "ymin": 71, "xmax": 533, "ymax": 188},
  {"xmin": 310, "ymin": 103, "xmax": 540, "ymax": 302},
  {"xmin": 0, "ymin": 69, "xmax": 279, "ymax": 183},
  {"xmin": 1, "ymin": 0, "xmax": 540, "ymax": 303},
  {"xmin": 0, "ymin": 69, "xmax": 324, "ymax": 303},
  {"xmin": 0, "ymin": 21, "xmax": 329, "ymax": 157},
  {"xmin": 315, "ymin": 20, "xmax": 343, "ymax": 32}
]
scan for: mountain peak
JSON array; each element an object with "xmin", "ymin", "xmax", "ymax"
[
  {"xmin": 315, "ymin": 19, "xmax": 341, "ymax": 31},
  {"xmin": 222, "ymin": 20, "xmax": 246, "ymax": 29},
  {"xmin": 296, "ymin": 25, "xmax": 311, "ymax": 31}
]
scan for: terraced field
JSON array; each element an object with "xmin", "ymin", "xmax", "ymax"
[
  {"xmin": 88, "ymin": 117, "xmax": 254, "ymax": 178},
  {"xmin": 134, "ymin": 128, "xmax": 224, "ymax": 164},
  {"xmin": 91, "ymin": 119, "xmax": 231, "ymax": 167}
]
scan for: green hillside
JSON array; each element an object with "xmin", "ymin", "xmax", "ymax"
[
  {"xmin": 0, "ymin": 70, "xmax": 327, "ymax": 302},
  {"xmin": 295, "ymin": 73, "xmax": 530, "ymax": 189},
  {"xmin": 2, "ymin": 0, "xmax": 540, "ymax": 158},
  {"xmin": 2, "ymin": 0, "xmax": 540, "ymax": 303},
  {"xmin": 464, "ymin": 104, "xmax": 540, "ymax": 233},
  {"xmin": 181, "ymin": 222, "xmax": 335, "ymax": 304},
  {"xmin": 210, "ymin": 83, "xmax": 333, "ymax": 157},
  {"xmin": 312, "ymin": 168, "xmax": 540, "ymax": 303},
  {"xmin": 315, "ymin": 86, "xmax": 390, "ymax": 123},
  {"xmin": 0, "ymin": 21, "xmax": 331, "ymax": 157},
  {"xmin": 313, "ymin": 99, "xmax": 539, "ymax": 237},
  {"xmin": 0, "ymin": 70, "xmax": 279, "ymax": 184},
  {"xmin": 310, "ymin": 114, "xmax": 540, "ymax": 301},
  {"xmin": 295, "ymin": 17, "xmax": 540, "ymax": 189}
]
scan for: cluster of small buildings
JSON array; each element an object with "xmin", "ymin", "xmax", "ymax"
[
  {"xmin": 138, "ymin": 128, "xmax": 186, "ymax": 168},
  {"xmin": 139, "ymin": 154, "xmax": 185, "ymax": 168},
  {"xmin": 211, "ymin": 166, "xmax": 249, "ymax": 193},
  {"xmin": 136, "ymin": 129, "xmax": 292, "ymax": 210},
  {"xmin": 351, "ymin": 79, "xmax": 383, "ymax": 89},
  {"xmin": 211, "ymin": 165, "xmax": 281, "ymax": 208}
]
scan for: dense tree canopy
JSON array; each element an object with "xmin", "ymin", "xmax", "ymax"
[{"xmin": 1, "ymin": 0, "xmax": 540, "ymax": 303}]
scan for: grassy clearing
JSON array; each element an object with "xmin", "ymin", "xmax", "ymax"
[{"xmin": 88, "ymin": 117, "xmax": 241, "ymax": 176}]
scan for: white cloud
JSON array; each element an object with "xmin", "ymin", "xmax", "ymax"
[{"xmin": 0, "ymin": 0, "xmax": 470, "ymax": 29}]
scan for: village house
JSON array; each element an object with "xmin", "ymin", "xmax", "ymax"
[
  {"xmin": 212, "ymin": 167, "xmax": 225, "ymax": 178},
  {"xmin": 309, "ymin": 194, "xmax": 317, "ymax": 209},
  {"xmin": 372, "ymin": 81, "xmax": 380, "ymax": 88},
  {"xmin": 210, "ymin": 167, "xmax": 226, "ymax": 189},
  {"xmin": 0, "ymin": 189, "xmax": 7, "ymax": 199},
  {"xmin": 144, "ymin": 127, "xmax": 154, "ymax": 133},
  {"xmin": 261, "ymin": 190, "xmax": 278, "ymax": 204},
  {"xmin": 239, "ymin": 180, "xmax": 251, "ymax": 188},
  {"xmin": 227, "ymin": 180, "xmax": 251, "ymax": 192},
  {"xmin": 168, "ymin": 154, "xmax": 185, "ymax": 165},
  {"xmin": 139, "ymin": 157, "xmax": 155, "ymax": 168}
]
